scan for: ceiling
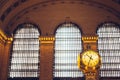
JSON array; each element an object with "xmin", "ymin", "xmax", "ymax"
[{"xmin": 0, "ymin": 0, "xmax": 120, "ymax": 35}]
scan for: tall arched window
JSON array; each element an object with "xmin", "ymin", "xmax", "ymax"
[
  {"xmin": 54, "ymin": 22, "xmax": 83, "ymax": 80},
  {"xmin": 97, "ymin": 22, "xmax": 120, "ymax": 79},
  {"xmin": 8, "ymin": 23, "xmax": 40, "ymax": 80}
]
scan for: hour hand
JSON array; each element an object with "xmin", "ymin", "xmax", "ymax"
[
  {"xmin": 88, "ymin": 58, "xmax": 91, "ymax": 65},
  {"xmin": 86, "ymin": 54, "xmax": 90, "ymax": 58},
  {"xmin": 90, "ymin": 56, "xmax": 93, "ymax": 60}
]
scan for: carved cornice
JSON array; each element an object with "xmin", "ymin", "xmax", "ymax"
[
  {"xmin": 39, "ymin": 36, "xmax": 55, "ymax": 44},
  {"xmin": 0, "ymin": 29, "xmax": 13, "ymax": 44},
  {"xmin": 6, "ymin": 37, "xmax": 13, "ymax": 44},
  {"xmin": 82, "ymin": 35, "xmax": 98, "ymax": 43},
  {"xmin": 0, "ymin": 29, "xmax": 7, "ymax": 43},
  {"xmin": 0, "ymin": 0, "xmax": 9, "ymax": 10}
]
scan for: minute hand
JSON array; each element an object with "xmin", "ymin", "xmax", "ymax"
[
  {"xmin": 86, "ymin": 54, "xmax": 93, "ymax": 60},
  {"xmin": 88, "ymin": 56, "xmax": 93, "ymax": 65}
]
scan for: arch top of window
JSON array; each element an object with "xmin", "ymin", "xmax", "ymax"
[
  {"xmin": 13, "ymin": 23, "xmax": 41, "ymax": 34},
  {"xmin": 54, "ymin": 22, "xmax": 82, "ymax": 34},
  {"xmin": 96, "ymin": 22, "xmax": 120, "ymax": 33}
]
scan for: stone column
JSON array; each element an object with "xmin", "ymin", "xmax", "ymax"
[
  {"xmin": 0, "ymin": 30, "xmax": 10, "ymax": 80},
  {"xmin": 39, "ymin": 36, "xmax": 55, "ymax": 80},
  {"xmin": 0, "ymin": 37, "xmax": 13, "ymax": 80},
  {"xmin": 0, "ymin": 35, "xmax": 6, "ymax": 80}
]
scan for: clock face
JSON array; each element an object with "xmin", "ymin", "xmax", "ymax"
[{"xmin": 82, "ymin": 50, "xmax": 99, "ymax": 67}]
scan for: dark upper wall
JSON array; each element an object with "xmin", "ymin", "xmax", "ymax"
[{"xmin": 0, "ymin": 0, "xmax": 120, "ymax": 36}]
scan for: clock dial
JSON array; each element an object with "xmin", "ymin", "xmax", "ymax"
[{"xmin": 82, "ymin": 50, "xmax": 99, "ymax": 67}]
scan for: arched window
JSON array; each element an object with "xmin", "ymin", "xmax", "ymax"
[
  {"xmin": 97, "ymin": 22, "xmax": 120, "ymax": 79},
  {"xmin": 8, "ymin": 24, "xmax": 40, "ymax": 80},
  {"xmin": 54, "ymin": 22, "xmax": 83, "ymax": 80}
]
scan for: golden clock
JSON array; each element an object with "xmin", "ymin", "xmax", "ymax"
[{"xmin": 81, "ymin": 50, "xmax": 100, "ymax": 67}]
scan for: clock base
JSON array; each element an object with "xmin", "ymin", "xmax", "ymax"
[{"xmin": 85, "ymin": 72, "xmax": 99, "ymax": 80}]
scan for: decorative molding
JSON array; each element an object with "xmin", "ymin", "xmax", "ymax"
[
  {"xmin": 0, "ymin": 29, "xmax": 13, "ymax": 44},
  {"xmin": 3, "ymin": 0, "xmax": 120, "ymax": 31},
  {"xmin": 6, "ymin": 37, "xmax": 13, "ymax": 44},
  {"xmin": 0, "ymin": 0, "xmax": 28, "ymax": 21},
  {"xmin": 82, "ymin": 36, "xmax": 98, "ymax": 43},
  {"xmin": 39, "ymin": 36, "xmax": 55, "ymax": 44},
  {"xmin": 0, "ymin": 29, "xmax": 7, "ymax": 43},
  {"xmin": 85, "ymin": 72, "xmax": 98, "ymax": 80},
  {"xmin": 0, "ymin": 0, "xmax": 9, "ymax": 10}
]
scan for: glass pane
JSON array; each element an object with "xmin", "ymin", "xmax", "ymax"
[
  {"xmin": 8, "ymin": 24, "xmax": 40, "ymax": 78},
  {"xmin": 54, "ymin": 23, "xmax": 83, "ymax": 79},
  {"xmin": 97, "ymin": 23, "xmax": 120, "ymax": 78}
]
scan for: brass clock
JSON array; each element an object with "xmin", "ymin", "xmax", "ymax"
[{"xmin": 81, "ymin": 50, "xmax": 100, "ymax": 67}]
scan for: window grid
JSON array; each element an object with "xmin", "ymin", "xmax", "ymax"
[
  {"xmin": 97, "ymin": 23, "xmax": 120, "ymax": 78},
  {"xmin": 54, "ymin": 23, "xmax": 83, "ymax": 80},
  {"xmin": 8, "ymin": 24, "xmax": 40, "ymax": 79}
]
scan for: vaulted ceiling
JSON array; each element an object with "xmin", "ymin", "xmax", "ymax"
[{"xmin": 0, "ymin": 0, "xmax": 120, "ymax": 36}]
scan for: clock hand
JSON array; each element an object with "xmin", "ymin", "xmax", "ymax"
[
  {"xmin": 88, "ymin": 58, "xmax": 91, "ymax": 65},
  {"xmin": 90, "ymin": 56, "xmax": 93, "ymax": 60},
  {"xmin": 86, "ymin": 54, "xmax": 93, "ymax": 60},
  {"xmin": 86, "ymin": 54, "xmax": 91, "ymax": 58},
  {"xmin": 88, "ymin": 56, "xmax": 93, "ymax": 66}
]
